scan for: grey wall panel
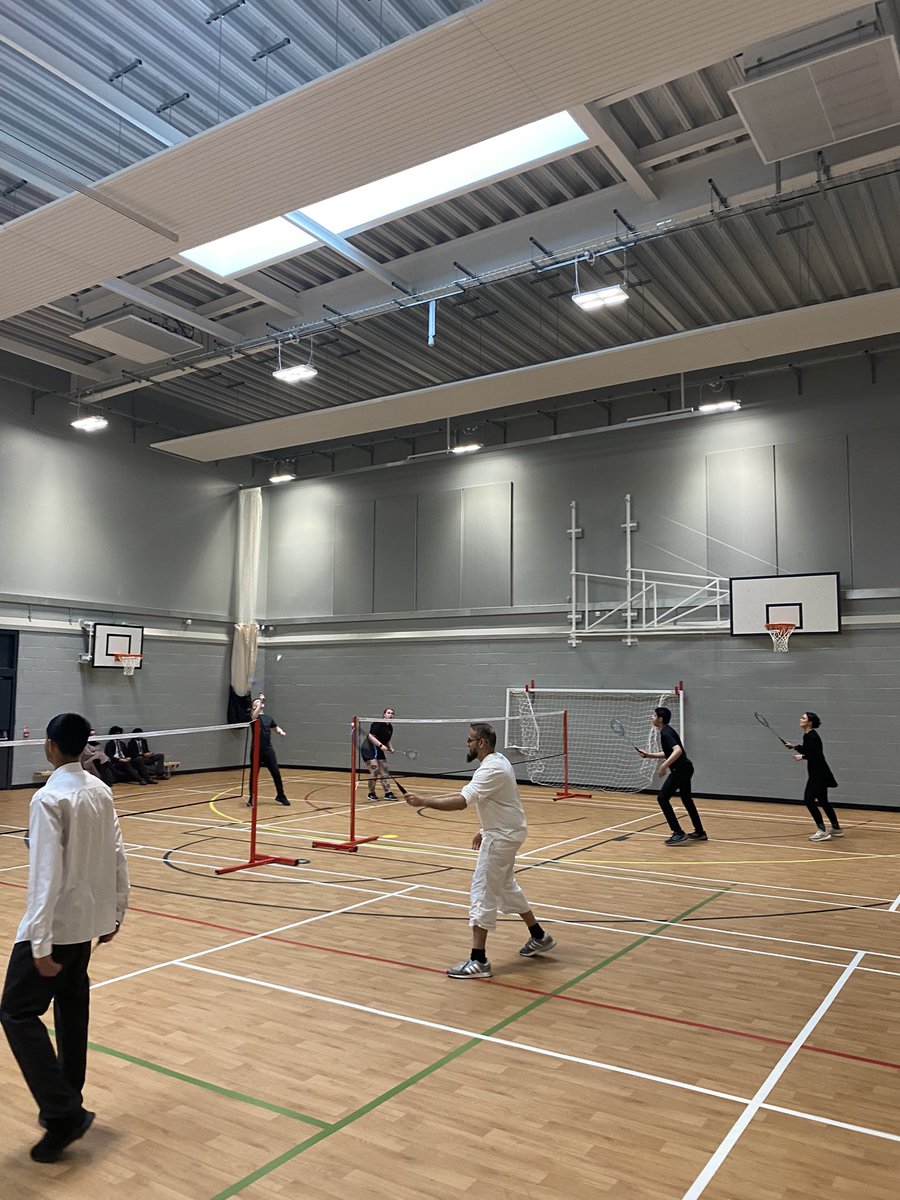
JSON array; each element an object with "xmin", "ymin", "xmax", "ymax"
[
  {"xmin": 333, "ymin": 500, "xmax": 374, "ymax": 615},
  {"xmin": 461, "ymin": 482, "xmax": 511, "ymax": 608},
  {"xmin": 417, "ymin": 489, "xmax": 461, "ymax": 610},
  {"xmin": 775, "ymin": 436, "xmax": 851, "ymax": 578},
  {"xmin": 267, "ymin": 488, "xmax": 335, "ymax": 616},
  {"xmin": 848, "ymin": 427, "xmax": 900, "ymax": 588},
  {"xmin": 0, "ymin": 386, "xmax": 237, "ymax": 616},
  {"xmin": 706, "ymin": 444, "xmax": 777, "ymax": 580},
  {"xmin": 374, "ymin": 495, "xmax": 417, "ymax": 612}
]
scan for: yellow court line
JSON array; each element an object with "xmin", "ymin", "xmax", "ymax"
[{"xmin": 572, "ymin": 851, "xmax": 900, "ymax": 868}]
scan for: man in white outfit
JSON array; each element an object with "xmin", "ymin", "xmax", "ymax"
[
  {"xmin": 405, "ymin": 722, "xmax": 556, "ymax": 978},
  {"xmin": 1, "ymin": 712, "xmax": 129, "ymax": 1163}
]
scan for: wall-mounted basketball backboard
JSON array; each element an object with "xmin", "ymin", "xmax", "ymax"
[
  {"xmin": 730, "ymin": 573, "xmax": 840, "ymax": 636},
  {"xmin": 91, "ymin": 623, "xmax": 144, "ymax": 667}
]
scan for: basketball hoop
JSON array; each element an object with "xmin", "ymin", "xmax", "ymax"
[
  {"xmin": 114, "ymin": 653, "xmax": 143, "ymax": 676},
  {"xmin": 765, "ymin": 623, "xmax": 795, "ymax": 653}
]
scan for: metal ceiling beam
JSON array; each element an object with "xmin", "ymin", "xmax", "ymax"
[
  {"xmin": 284, "ymin": 211, "xmax": 413, "ymax": 292},
  {"xmin": 636, "ymin": 115, "xmax": 746, "ymax": 167},
  {"xmin": 0, "ymin": 16, "xmax": 186, "ymax": 146},
  {"xmin": 0, "ymin": 145, "xmax": 68, "ymax": 198},
  {"xmin": 0, "ymin": 334, "xmax": 108, "ymax": 380},
  {"xmin": 569, "ymin": 105, "xmax": 657, "ymax": 203},
  {"xmin": 99, "ymin": 278, "xmax": 243, "ymax": 344}
]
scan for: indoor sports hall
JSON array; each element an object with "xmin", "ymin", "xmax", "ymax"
[{"xmin": 1, "ymin": 2, "xmax": 899, "ymax": 1198}]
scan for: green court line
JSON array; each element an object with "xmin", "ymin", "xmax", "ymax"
[
  {"xmin": 86, "ymin": 1039, "xmax": 331, "ymax": 1129},
  {"xmin": 209, "ymin": 888, "xmax": 729, "ymax": 1200}
]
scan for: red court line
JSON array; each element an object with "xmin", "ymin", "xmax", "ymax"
[{"xmin": 127, "ymin": 903, "xmax": 900, "ymax": 1073}]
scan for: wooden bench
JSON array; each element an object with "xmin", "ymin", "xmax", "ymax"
[
  {"xmin": 164, "ymin": 761, "xmax": 180, "ymax": 775},
  {"xmin": 33, "ymin": 770, "xmax": 52, "ymax": 782},
  {"xmin": 34, "ymin": 761, "xmax": 179, "ymax": 782}
]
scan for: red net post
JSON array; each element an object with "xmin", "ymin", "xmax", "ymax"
[
  {"xmin": 312, "ymin": 715, "xmax": 379, "ymax": 853},
  {"xmin": 216, "ymin": 717, "xmax": 303, "ymax": 875},
  {"xmin": 553, "ymin": 709, "xmax": 592, "ymax": 800}
]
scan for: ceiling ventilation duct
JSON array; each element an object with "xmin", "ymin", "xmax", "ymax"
[
  {"xmin": 70, "ymin": 312, "xmax": 200, "ymax": 363},
  {"xmin": 730, "ymin": 16, "xmax": 900, "ymax": 164}
]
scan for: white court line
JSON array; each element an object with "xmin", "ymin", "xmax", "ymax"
[
  {"xmin": 0, "ymin": 862, "xmax": 29, "ymax": 873},
  {"xmin": 91, "ymin": 885, "xmax": 419, "ymax": 991},
  {"xmin": 889, "ymin": 892, "xmax": 900, "ymax": 913},
  {"xmin": 177, "ymin": 960, "xmax": 749, "ymax": 1105},
  {"xmin": 760, "ymin": 1103, "xmax": 900, "ymax": 1144},
  {"xmin": 523, "ymin": 813, "xmax": 661, "ymax": 856},
  {"xmin": 681, "ymin": 951, "xmax": 865, "ymax": 1200}
]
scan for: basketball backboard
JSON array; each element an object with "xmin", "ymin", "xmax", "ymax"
[
  {"xmin": 730, "ymin": 573, "xmax": 840, "ymax": 636},
  {"xmin": 91, "ymin": 623, "xmax": 144, "ymax": 667}
]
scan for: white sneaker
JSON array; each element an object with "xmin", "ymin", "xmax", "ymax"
[
  {"xmin": 447, "ymin": 958, "xmax": 492, "ymax": 979},
  {"xmin": 519, "ymin": 934, "xmax": 557, "ymax": 957},
  {"xmin": 830, "ymin": 828, "xmax": 844, "ymax": 837},
  {"xmin": 809, "ymin": 829, "xmax": 831, "ymax": 842}
]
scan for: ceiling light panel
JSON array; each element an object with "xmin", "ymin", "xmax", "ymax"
[{"xmin": 180, "ymin": 216, "xmax": 318, "ymax": 279}]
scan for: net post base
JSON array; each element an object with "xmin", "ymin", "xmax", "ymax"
[
  {"xmin": 553, "ymin": 789, "xmax": 593, "ymax": 800},
  {"xmin": 216, "ymin": 854, "xmax": 301, "ymax": 875},
  {"xmin": 311, "ymin": 835, "xmax": 379, "ymax": 853}
]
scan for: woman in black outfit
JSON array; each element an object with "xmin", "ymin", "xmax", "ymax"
[{"xmin": 783, "ymin": 711, "xmax": 841, "ymax": 842}]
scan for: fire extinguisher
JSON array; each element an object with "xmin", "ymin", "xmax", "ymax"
[{"xmin": 23, "ymin": 726, "xmax": 30, "ymax": 739}]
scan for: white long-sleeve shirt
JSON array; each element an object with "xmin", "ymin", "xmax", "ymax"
[{"xmin": 16, "ymin": 762, "xmax": 130, "ymax": 958}]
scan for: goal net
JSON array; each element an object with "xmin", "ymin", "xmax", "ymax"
[{"xmin": 505, "ymin": 686, "xmax": 683, "ymax": 792}]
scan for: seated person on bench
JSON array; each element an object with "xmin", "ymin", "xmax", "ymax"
[
  {"xmin": 105, "ymin": 726, "xmax": 157, "ymax": 785},
  {"xmin": 127, "ymin": 728, "xmax": 167, "ymax": 779}
]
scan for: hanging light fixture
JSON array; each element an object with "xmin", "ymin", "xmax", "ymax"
[
  {"xmin": 571, "ymin": 255, "xmax": 628, "ymax": 311},
  {"xmin": 272, "ymin": 338, "xmax": 317, "ymax": 383},
  {"xmin": 70, "ymin": 407, "xmax": 109, "ymax": 432},
  {"xmin": 268, "ymin": 460, "xmax": 297, "ymax": 483}
]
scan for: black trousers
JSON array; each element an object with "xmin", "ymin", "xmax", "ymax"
[
  {"xmin": 260, "ymin": 744, "xmax": 286, "ymax": 799},
  {"xmin": 804, "ymin": 780, "xmax": 839, "ymax": 830},
  {"xmin": 656, "ymin": 766, "xmax": 705, "ymax": 835},
  {"xmin": 0, "ymin": 940, "xmax": 92, "ymax": 1123}
]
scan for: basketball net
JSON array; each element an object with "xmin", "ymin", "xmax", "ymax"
[
  {"xmin": 765, "ymin": 623, "xmax": 795, "ymax": 653},
  {"xmin": 114, "ymin": 653, "xmax": 143, "ymax": 676}
]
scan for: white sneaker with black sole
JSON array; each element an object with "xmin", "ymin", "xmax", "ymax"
[
  {"xmin": 519, "ymin": 934, "xmax": 557, "ymax": 957},
  {"xmin": 447, "ymin": 958, "xmax": 492, "ymax": 979}
]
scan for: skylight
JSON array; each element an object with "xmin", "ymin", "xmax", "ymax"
[
  {"xmin": 181, "ymin": 112, "xmax": 588, "ymax": 278},
  {"xmin": 180, "ymin": 217, "xmax": 317, "ymax": 279}
]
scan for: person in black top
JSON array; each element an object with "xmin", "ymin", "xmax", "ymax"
[
  {"xmin": 126, "ymin": 728, "xmax": 166, "ymax": 780},
  {"xmin": 782, "ymin": 711, "xmax": 841, "ymax": 842},
  {"xmin": 360, "ymin": 707, "xmax": 397, "ymax": 801},
  {"xmin": 246, "ymin": 694, "xmax": 290, "ymax": 807},
  {"xmin": 637, "ymin": 707, "xmax": 707, "ymax": 846},
  {"xmin": 104, "ymin": 727, "xmax": 156, "ymax": 785}
]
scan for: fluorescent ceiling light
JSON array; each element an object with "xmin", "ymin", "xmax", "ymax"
[
  {"xmin": 272, "ymin": 362, "xmax": 318, "ymax": 383},
  {"xmin": 625, "ymin": 409, "xmax": 697, "ymax": 425},
  {"xmin": 71, "ymin": 412, "xmax": 108, "ymax": 432},
  {"xmin": 699, "ymin": 399, "xmax": 741, "ymax": 413},
  {"xmin": 296, "ymin": 112, "xmax": 588, "ymax": 235},
  {"xmin": 572, "ymin": 283, "xmax": 628, "ymax": 311},
  {"xmin": 181, "ymin": 217, "xmax": 317, "ymax": 279},
  {"xmin": 183, "ymin": 112, "xmax": 588, "ymax": 278},
  {"xmin": 450, "ymin": 443, "xmax": 482, "ymax": 455}
]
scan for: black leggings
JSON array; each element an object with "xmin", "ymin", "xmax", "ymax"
[
  {"xmin": 657, "ymin": 768, "xmax": 705, "ymax": 836},
  {"xmin": 804, "ymin": 780, "xmax": 840, "ymax": 830}
]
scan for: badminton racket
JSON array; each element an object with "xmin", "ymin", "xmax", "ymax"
[
  {"xmin": 395, "ymin": 748, "xmax": 419, "ymax": 760},
  {"xmin": 610, "ymin": 717, "xmax": 642, "ymax": 753},
  {"xmin": 754, "ymin": 711, "xmax": 793, "ymax": 747}
]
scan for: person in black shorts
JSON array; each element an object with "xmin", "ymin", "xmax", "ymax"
[
  {"xmin": 360, "ymin": 707, "xmax": 397, "ymax": 801},
  {"xmin": 637, "ymin": 706, "xmax": 707, "ymax": 846},
  {"xmin": 246, "ymin": 694, "xmax": 290, "ymax": 807},
  {"xmin": 782, "ymin": 711, "xmax": 841, "ymax": 842}
]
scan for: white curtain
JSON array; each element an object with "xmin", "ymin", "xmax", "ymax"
[{"xmin": 231, "ymin": 488, "xmax": 262, "ymax": 697}]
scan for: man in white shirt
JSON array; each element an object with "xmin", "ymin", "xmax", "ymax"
[
  {"xmin": 1, "ymin": 712, "xmax": 129, "ymax": 1163},
  {"xmin": 405, "ymin": 722, "xmax": 556, "ymax": 978}
]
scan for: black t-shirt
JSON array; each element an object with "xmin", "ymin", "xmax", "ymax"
[
  {"xmin": 258, "ymin": 714, "xmax": 279, "ymax": 748},
  {"xmin": 363, "ymin": 720, "xmax": 393, "ymax": 759},
  {"xmin": 660, "ymin": 725, "xmax": 691, "ymax": 771}
]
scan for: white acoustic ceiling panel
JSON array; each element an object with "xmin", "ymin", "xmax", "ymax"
[
  {"xmin": 71, "ymin": 314, "xmax": 199, "ymax": 363},
  {"xmin": 731, "ymin": 35, "xmax": 900, "ymax": 163}
]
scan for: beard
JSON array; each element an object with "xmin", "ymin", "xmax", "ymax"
[{"xmin": 466, "ymin": 749, "xmax": 478, "ymax": 763}]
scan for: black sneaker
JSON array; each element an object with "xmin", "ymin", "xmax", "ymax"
[
  {"xmin": 246, "ymin": 798, "xmax": 253, "ymax": 808},
  {"xmin": 687, "ymin": 831, "xmax": 708, "ymax": 842},
  {"xmin": 665, "ymin": 832, "xmax": 689, "ymax": 846},
  {"xmin": 366, "ymin": 792, "xmax": 378, "ymax": 802},
  {"xmin": 275, "ymin": 796, "xmax": 290, "ymax": 806},
  {"xmin": 383, "ymin": 792, "xmax": 397, "ymax": 801},
  {"xmin": 31, "ymin": 1111, "xmax": 95, "ymax": 1163}
]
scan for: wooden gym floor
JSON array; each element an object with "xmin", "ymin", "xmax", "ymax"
[{"xmin": 1, "ymin": 767, "xmax": 899, "ymax": 1199}]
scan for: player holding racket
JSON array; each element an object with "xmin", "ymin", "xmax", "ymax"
[
  {"xmin": 404, "ymin": 722, "xmax": 556, "ymax": 978},
  {"xmin": 637, "ymin": 707, "xmax": 707, "ymax": 846},
  {"xmin": 783, "ymin": 711, "xmax": 842, "ymax": 841},
  {"xmin": 361, "ymin": 706, "xmax": 398, "ymax": 801}
]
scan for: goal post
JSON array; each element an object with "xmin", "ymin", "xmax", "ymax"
[{"xmin": 506, "ymin": 683, "xmax": 684, "ymax": 793}]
